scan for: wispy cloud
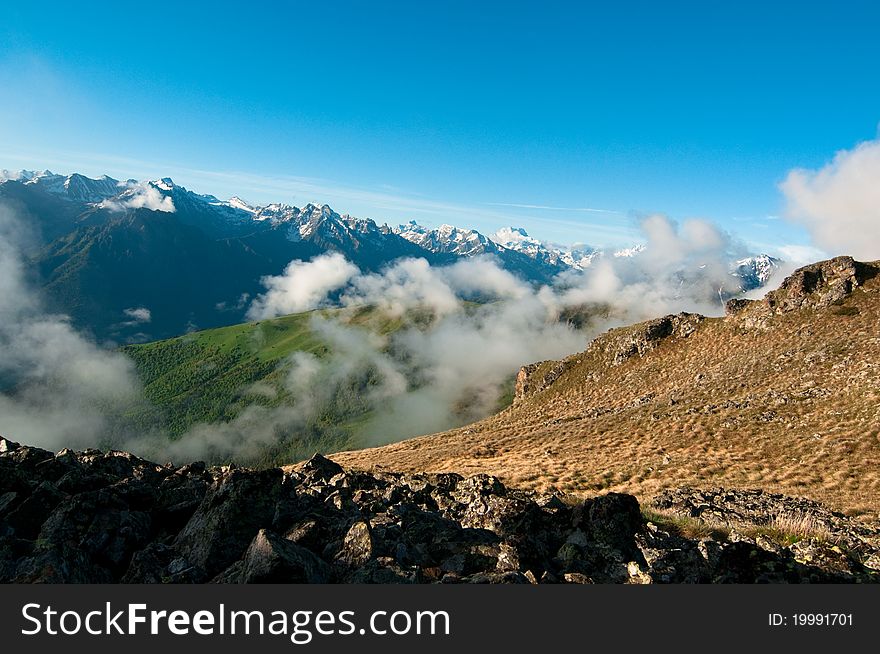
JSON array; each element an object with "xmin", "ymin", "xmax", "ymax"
[
  {"xmin": 123, "ymin": 307, "xmax": 152, "ymax": 324},
  {"xmin": 0, "ymin": 202, "xmax": 146, "ymax": 451},
  {"xmin": 775, "ymin": 244, "xmax": 828, "ymax": 264},
  {"xmin": 484, "ymin": 202, "xmax": 621, "ymax": 214}
]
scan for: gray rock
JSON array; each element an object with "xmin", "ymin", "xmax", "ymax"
[
  {"xmin": 300, "ymin": 453, "xmax": 344, "ymax": 483},
  {"xmin": 336, "ymin": 521, "xmax": 374, "ymax": 567},
  {"xmin": 1, "ymin": 444, "xmax": 878, "ymax": 584},
  {"xmin": 174, "ymin": 467, "xmax": 284, "ymax": 577},
  {"xmin": 0, "ymin": 437, "xmax": 20, "ymax": 454},
  {"xmin": 3, "ymin": 481, "xmax": 67, "ymax": 539},
  {"xmin": 217, "ymin": 529, "xmax": 330, "ymax": 583},
  {"xmin": 765, "ymin": 256, "xmax": 875, "ymax": 313}
]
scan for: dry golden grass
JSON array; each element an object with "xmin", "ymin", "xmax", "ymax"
[
  {"xmin": 641, "ymin": 507, "xmax": 835, "ymax": 546},
  {"xmin": 762, "ymin": 511, "xmax": 835, "ymax": 543},
  {"xmin": 328, "ymin": 262, "xmax": 880, "ymax": 518}
]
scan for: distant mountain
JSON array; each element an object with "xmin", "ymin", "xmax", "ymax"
[
  {"xmin": 394, "ymin": 221, "xmax": 565, "ymax": 282},
  {"xmin": 2, "ymin": 169, "xmax": 121, "ymax": 203},
  {"xmin": 492, "ymin": 225, "xmax": 778, "ymax": 291},
  {"xmin": 491, "ymin": 226, "xmax": 599, "ymax": 270},
  {"xmin": 0, "ymin": 169, "xmax": 781, "ymax": 341},
  {"xmin": 612, "ymin": 244, "xmax": 648, "ymax": 258},
  {"xmin": 732, "ymin": 254, "xmax": 782, "ymax": 290},
  {"xmin": 0, "ymin": 173, "xmax": 451, "ymax": 341}
]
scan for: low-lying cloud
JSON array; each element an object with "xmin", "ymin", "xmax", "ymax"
[
  {"xmin": 201, "ymin": 212, "xmax": 752, "ymax": 456},
  {"xmin": 247, "ymin": 252, "xmax": 359, "ymax": 319},
  {"xmin": 781, "ymin": 136, "xmax": 880, "ymax": 260},
  {"xmin": 550, "ymin": 215, "xmax": 738, "ymax": 319},
  {"xmin": 123, "ymin": 307, "xmax": 152, "ymax": 323},
  {"xmin": 0, "ymin": 203, "xmax": 146, "ymax": 451},
  {"xmin": 0, "ymin": 200, "xmax": 777, "ymax": 464},
  {"xmin": 101, "ymin": 182, "xmax": 176, "ymax": 213}
]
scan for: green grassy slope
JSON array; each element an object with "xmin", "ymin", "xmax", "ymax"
[
  {"xmin": 121, "ymin": 301, "xmax": 597, "ymax": 465},
  {"xmin": 121, "ymin": 306, "xmax": 425, "ymax": 463},
  {"xmin": 123, "ymin": 312, "xmax": 325, "ymax": 436}
]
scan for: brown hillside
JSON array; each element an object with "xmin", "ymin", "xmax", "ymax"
[{"xmin": 331, "ymin": 257, "xmax": 880, "ymax": 517}]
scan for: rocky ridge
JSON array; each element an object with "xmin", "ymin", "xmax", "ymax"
[
  {"xmin": 1, "ymin": 437, "xmax": 877, "ymax": 583},
  {"xmin": 726, "ymin": 255, "xmax": 878, "ymax": 328},
  {"xmin": 514, "ymin": 312, "xmax": 706, "ymax": 404},
  {"xmin": 516, "ymin": 257, "xmax": 878, "ymax": 404}
]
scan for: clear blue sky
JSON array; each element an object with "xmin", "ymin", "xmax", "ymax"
[{"xmin": 1, "ymin": 0, "xmax": 878, "ymax": 253}]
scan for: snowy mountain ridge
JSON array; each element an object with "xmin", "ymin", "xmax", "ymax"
[{"xmin": 1, "ymin": 168, "xmax": 781, "ymax": 287}]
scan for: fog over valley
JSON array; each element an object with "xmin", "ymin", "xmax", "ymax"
[{"xmin": 0, "ymin": 142, "xmax": 876, "ymax": 463}]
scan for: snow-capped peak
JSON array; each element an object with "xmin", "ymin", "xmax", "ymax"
[
  {"xmin": 250, "ymin": 202, "xmax": 297, "ymax": 223},
  {"xmin": 223, "ymin": 196, "xmax": 257, "ymax": 214},
  {"xmin": 0, "ymin": 169, "xmax": 41, "ymax": 182},
  {"xmin": 62, "ymin": 173, "xmax": 122, "ymax": 202},
  {"xmin": 732, "ymin": 254, "xmax": 781, "ymax": 289},
  {"xmin": 492, "ymin": 226, "xmax": 540, "ymax": 247},
  {"xmin": 394, "ymin": 220, "xmax": 496, "ymax": 257},
  {"xmin": 492, "ymin": 225, "xmax": 598, "ymax": 270},
  {"xmin": 613, "ymin": 244, "xmax": 647, "ymax": 258},
  {"xmin": 0, "ymin": 169, "xmax": 123, "ymax": 203}
]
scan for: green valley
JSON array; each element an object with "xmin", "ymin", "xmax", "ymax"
[
  {"xmin": 120, "ymin": 306, "xmax": 444, "ymax": 464},
  {"xmin": 120, "ymin": 301, "xmax": 604, "ymax": 466}
]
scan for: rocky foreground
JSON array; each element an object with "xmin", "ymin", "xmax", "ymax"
[{"xmin": 1, "ymin": 436, "xmax": 878, "ymax": 583}]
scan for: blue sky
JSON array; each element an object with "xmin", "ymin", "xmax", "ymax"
[{"xmin": 1, "ymin": 0, "xmax": 879, "ymax": 253}]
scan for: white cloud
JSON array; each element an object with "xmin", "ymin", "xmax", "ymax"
[
  {"xmin": 775, "ymin": 244, "xmax": 828, "ymax": 265},
  {"xmin": 229, "ymin": 213, "xmax": 758, "ymax": 450},
  {"xmin": 341, "ymin": 257, "xmax": 461, "ymax": 318},
  {"xmin": 250, "ymin": 255, "xmax": 534, "ymax": 322},
  {"xmin": 0, "ymin": 203, "xmax": 145, "ymax": 450},
  {"xmin": 250, "ymin": 214, "xmax": 750, "ymax": 329},
  {"xmin": 780, "ymin": 137, "xmax": 880, "ymax": 260},
  {"xmin": 552, "ymin": 214, "xmax": 738, "ymax": 318},
  {"xmin": 247, "ymin": 252, "xmax": 359, "ymax": 319},
  {"xmin": 123, "ymin": 307, "xmax": 152, "ymax": 323},
  {"xmin": 101, "ymin": 182, "xmax": 176, "ymax": 213},
  {"xmin": 439, "ymin": 256, "xmax": 529, "ymax": 301}
]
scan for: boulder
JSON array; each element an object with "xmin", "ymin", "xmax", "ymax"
[
  {"xmin": 586, "ymin": 312, "xmax": 705, "ymax": 366},
  {"xmin": 0, "ymin": 437, "xmax": 21, "ymax": 454},
  {"xmin": 514, "ymin": 360, "xmax": 573, "ymax": 403},
  {"xmin": 2, "ymin": 481, "xmax": 67, "ymax": 539},
  {"xmin": 122, "ymin": 543, "xmax": 204, "ymax": 583},
  {"xmin": 580, "ymin": 493, "xmax": 644, "ymax": 552},
  {"xmin": 300, "ymin": 453, "xmax": 344, "ymax": 483},
  {"xmin": 217, "ymin": 529, "xmax": 330, "ymax": 583},
  {"xmin": 173, "ymin": 467, "xmax": 284, "ymax": 577},
  {"xmin": 335, "ymin": 521, "xmax": 374, "ymax": 567}
]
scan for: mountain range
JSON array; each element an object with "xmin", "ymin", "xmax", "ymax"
[{"xmin": 1, "ymin": 169, "xmax": 780, "ymax": 342}]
